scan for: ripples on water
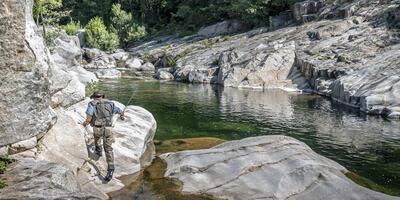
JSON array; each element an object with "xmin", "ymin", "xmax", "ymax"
[{"xmin": 98, "ymin": 78, "xmax": 400, "ymax": 196}]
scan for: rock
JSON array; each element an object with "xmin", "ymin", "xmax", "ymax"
[
  {"xmin": 69, "ymin": 66, "xmax": 99, "ymax": 85},
  {"xmin": 49, "ymin": 62, "xmax": 72, "ymax": 95},
  {"xmin": 155, "ymin": 70, "xmax": 174, "ymax": 80},
  {"xmin": 111, "ymin": 51, "xmax": 130, "ymax": 68},
  {"xmin": 0, "ymin": 0, "xmax": 56, "ymax": 146},
  {"xmin": 125, "ymin": 57, "xmax": 143, "ymax": 69},
  {"xmin": 0, "ymin": 158, "xmax": 99, "ymax": 199},
  {"xmin": 218, "ymin": 42, "xmax": 301, "ymax": 90},
  {"xmin": 83, "ymin": 55, "xmax": 116, "ymax": 69},
  {"xmin": 37, "ymin": 99, "xmax": 156, "ymax": 198},
  {"xmin": 0, "ymin": 147, "xmax": 8, "ymax": 157},
  {"xmin": 387, "ymin": 5, "xmax": 400, "ymax": 28},
  {"xmin": 94, "ymin": 68, "xmax": 122, "ymax": 79},
  {"xmin": 161, "ymin": 135, "xmax": 398, "ymax": 200},
  {"xmin": 198, "ymin": 20, "xmax": 247, "ymax": 37},
  {"xmin": 50, "ymin": 34, "xmax": 83, "ymax": 68},
  {"xmin": 293, "ymin": 0, "xmax": 324, "ymax": 23},
  {"xmin": 51, "ymin": 76, "xmax": 86, "ymax": 108},
  {"xmin": 139, "ymin": 62, "xmax": 155, "ymax": 71},
  {"xmin": 77, "ymin": 29, "xmax": 85, "ymax": 47},
  {"xmin": 9, "ymin": 137, "xmax": 37, "ymax": 155},
  {"xmin": 84, "ymin": 48, "xmax": 105, "ymax": 60}
]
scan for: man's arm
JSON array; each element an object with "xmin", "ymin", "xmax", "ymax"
[
  {"xmin": 83, "ymin": 103, "xmax": 94, "ymax": 127},
  {"xmin": 113, "ymin": 104, "xmax": 125, "ymax": 120}
]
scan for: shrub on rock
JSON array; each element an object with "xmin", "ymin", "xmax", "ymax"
[{"xmin": 84, "ymin": 17, "xmax": 119, "ymax": 51}]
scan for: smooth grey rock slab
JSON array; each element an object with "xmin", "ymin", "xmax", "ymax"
[
  {"xmin": 161, "ymin": 135, "xmax": 399, "ymax": 200},
  {"xmin": 0, "ymin": 158, "xmax": 99, "ymax": 199}
]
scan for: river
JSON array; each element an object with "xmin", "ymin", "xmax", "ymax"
[{"xmin": 97, "ymin": 77, "xmax": 400, "ymax": 197}]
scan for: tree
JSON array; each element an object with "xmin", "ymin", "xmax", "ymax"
[
  {"xmin": 110, "ymin": 3, "xmax": 147, "ymax": 46},
  {"xmin": 33, "ymin": 0, "xmax": 68, "ymax": 37},
  {"xmin": 85, "ymin": 17, "xmax": 119, "ymax": 50}
]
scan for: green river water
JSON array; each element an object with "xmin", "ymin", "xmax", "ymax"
[{"xmin": 98, "ymin": 77, "xmax": 400, "ymax": 197}]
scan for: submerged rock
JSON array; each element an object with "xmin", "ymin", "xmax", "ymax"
[{"xmin": 161, "ymin": 135, "xmax": 399, "ymax": 200}]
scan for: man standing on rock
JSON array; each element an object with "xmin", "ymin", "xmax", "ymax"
[{"xmin": 83, "ymin": 91, "xmax": 125, "ymax": 182}]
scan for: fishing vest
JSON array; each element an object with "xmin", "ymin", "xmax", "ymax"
[{"xmin": 90, "ymin": 100, "xmax": 114, "ymax": 127}]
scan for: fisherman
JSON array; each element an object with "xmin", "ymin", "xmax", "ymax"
[{"xmin": 83, "ymin": 91, "xmax": 125, "ymax": 182}]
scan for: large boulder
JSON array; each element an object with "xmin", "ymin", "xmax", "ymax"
[
  {"xmin": 51, "ymin": 76, "xmax": 86, "ymax": 108},
  {"xmin": 217, "ymin": 42, "xmax": 304, "ymax": 91},
  {"xmin": 38, "ymin": 99, "xmax": 157, "ymax": 198},
  {"xmin": 50, "ymin": 34, "xmax": 83, "ymax": 68},
  {"xmin": 94, "ymin": 68, "xmax": 122, "ymax": 79},
  {"xmin": 125, "ymin": 57, "xmax": 143, "ymax": 69},
  {"xmin": 69, "ymin": 66, "xmax": 99, "ymax": 85},
  {"xmin": 111, "ymin": 51, "xmax": 130, "ymax": 68},
  {"xmin": 0, "ymin": 0, "xmax": 56, "ymax": 146},
  {"xmin": 83, "ymin": 55, "xmax": 116, "ymax": 69},
  {"xmin": 161, "ymin": 135, "xmax": 399, "ymax": 200},
  {"xmin": 0, "ymin": 158, "xmax": 98, "ymax": 199},
  {"xmin": 198, "ymin": 20, "xmax": 247, "ymax": 37},
  {"xmin": 155, "ymin": 70, "xmax": 174, "ymax": 80},
  {"xmin": 293, "ymin": 0, "xmax": 324, "ymax": 22}
]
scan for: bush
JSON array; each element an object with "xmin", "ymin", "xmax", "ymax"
[
  {"xmin": 110, "ymin": 4, "xmax": 147, "ymax": 46},
  {"xmin": 63, "ymin": 20, "xmax": 81, "ymax": 35},
  {"xmin": 85, "ymin": 17, "xmax": 119, "ymax": 51}
]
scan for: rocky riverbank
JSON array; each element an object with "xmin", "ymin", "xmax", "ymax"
[
  {"xmin": 0, "ymin": 1, "xmax": 156, "ymax": 199},
  {"xmin": 65, "ymin": 0, "xmax": 400, "ymax": 118},
  {"xmin": 125, "ymin": 0, "xmax": 400, "ymax": 119}
]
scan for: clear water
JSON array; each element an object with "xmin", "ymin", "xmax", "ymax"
[{"xmin": 98, "ymin": 77, "xmax": 400, "ymax": 196}]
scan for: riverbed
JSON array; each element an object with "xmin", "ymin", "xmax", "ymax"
[{"xmin": 98, "ymin": 77, "xmax": 400, "ymax": 197}]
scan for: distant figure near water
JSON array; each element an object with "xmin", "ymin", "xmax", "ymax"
[{"xmin": 83, "ymin": 91, "xmax": 125, "ymax": 182}]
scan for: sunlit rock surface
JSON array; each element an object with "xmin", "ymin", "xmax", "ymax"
[
  {"xmin": 0, "ymin": 159, "xmax": 97, "ymax": 200},
  {"xmin": 38, "ymin": 99, "xmax": 156, "ymax": 198},
  {"xmin": 130, "ymin": 0, "xmax": 400, "ymax": 118},
  {"xmin": 0, "ymin": 0, "xmax": 56, "ymax": 146},
  {"xmin": 161, "ymin": 135, "xmax": 400, "ymax": 200}
]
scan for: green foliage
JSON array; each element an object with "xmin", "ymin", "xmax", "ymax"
[
  {"xmin": 39, "ymin": 0, "xmax": 304, "ymax": 47},
  {"xmin": 109, "ymin": 4, "xmax": 146, "ymax": 46},
  {"xmin": 0, "ymin": 157, "xmax": 13, "ymax": 189},
  {"xmin": 85, "ymin": 81, "xmax": 98, "ymax": 96},
  {"xmin": 63, "ymin": 20, "xmax": 81, "ymax": 35},
  {"xmin": 84, "ymin": 17, "xmax": 119, "ymax": 51},
  {"xmin": 33, "ymin": 0, "xmax": 68, "ymax": 26}
]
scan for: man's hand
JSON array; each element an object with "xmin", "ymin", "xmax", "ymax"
[{"xmin": 83, "ymin": 121, "xmax": 89, "ymax": 127}]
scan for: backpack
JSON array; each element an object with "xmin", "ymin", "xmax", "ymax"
[{"xmin": 90, "ymin": 100, "xmax": 115, "ymax": 127}]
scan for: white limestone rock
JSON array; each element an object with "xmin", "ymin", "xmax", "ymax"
[
  {"xmin": 161, "ymin": 135, "xmax": 399, "ymax": 200},
  {"xmin": 94, "ymin": 68, "xmax": 122, "ymax": 79},
  {"xmin": 156, "ymin": 70, "xmax": 174, "ymax": 80},
  {"xmin": 125, "ymin": 57, "xmax": 143, "ymax": 69},
  {"xmin": 38, "ymin": 99, "xmax": 156, "ymax": 199},
  {"xmin": 0, "ymin": 0, "xmax": 56, "ymax": 146},
  {"xmin": 51, "ymin": 76, "xmax": 86, "ymax": 108}
]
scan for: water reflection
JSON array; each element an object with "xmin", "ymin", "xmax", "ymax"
[{"xmin": 98, "ymin": 78, "xmax": 400, "ymax": 196}]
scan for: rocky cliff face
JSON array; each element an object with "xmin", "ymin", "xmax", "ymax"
[
  {"xmin": 131, "ymin": 0, "xmax": 400, "ymax": 118},
  {"xmin": 0, "ymin": 0, "xmax": 56, "ymax": 146}
]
